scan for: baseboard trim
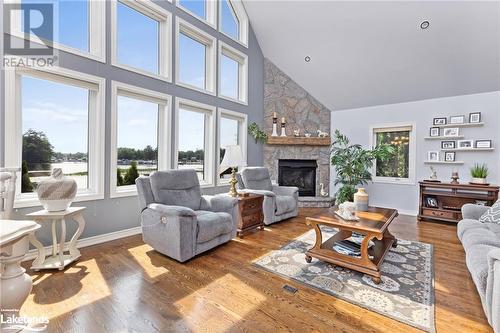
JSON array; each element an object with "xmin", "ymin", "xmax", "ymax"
[{"xmin": 24, "ymin": 226, "xmax": 142, "ymax": 262}]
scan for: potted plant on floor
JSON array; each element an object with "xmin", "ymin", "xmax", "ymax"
[
  {"xmin": 330, "ymin": 130, "xmax": 394, "ymax": 205},
  {"xmin": 470, "ymin": 163, "xmax": 488, "ymax": 184}
]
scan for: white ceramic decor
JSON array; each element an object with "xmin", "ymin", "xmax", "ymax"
[{"xmin": 37, "ymin": 168, "xmax": 77, "ymax": 211}]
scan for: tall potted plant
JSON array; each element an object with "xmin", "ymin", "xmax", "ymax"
[
  {"xmin": 470, "ymin": 163, "xmax": 488, "ymax": 184},
  {"xmin": 330, "ymin": 130, "xmax": 394, "ymax": 204}
]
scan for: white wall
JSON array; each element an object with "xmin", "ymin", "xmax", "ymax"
[{"xmin": 330, "ymin": 91, "xmax": 500, "ymax": 215}]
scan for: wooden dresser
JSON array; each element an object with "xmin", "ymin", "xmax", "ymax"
[
  {"xmin": 236, "ymin": 194, "xmax": 264, "ymax": 237},
  {"xmin": 418, "ymin": 181, "xmax": 499, "ymax": 223}
]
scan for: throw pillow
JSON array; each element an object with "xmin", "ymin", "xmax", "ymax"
[{"xmin": 479, "ymin": 199, "xmax": 500, "ymax": 224}]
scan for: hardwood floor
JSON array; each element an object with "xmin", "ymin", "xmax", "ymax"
[{"xmin": 21, "ymin": 208, "xmax": 492, "ymax": 332}]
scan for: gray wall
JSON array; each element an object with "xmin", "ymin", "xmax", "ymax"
[
  {"xmin": 1, "ymin": 1, "xmax": 264, "ymax": 245},
  {"xmin": 330, "ymin": 91, "xmax": 500, "ymax": 215}
]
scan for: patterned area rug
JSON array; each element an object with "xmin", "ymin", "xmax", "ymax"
[{"xmin": 253, "ymin": 227, "xmax": 435, "ymax": 332}]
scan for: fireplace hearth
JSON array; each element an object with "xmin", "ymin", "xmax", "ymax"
[{"xmin": 278, "ymin": 159, "xmax": 317, "ymax": 196}]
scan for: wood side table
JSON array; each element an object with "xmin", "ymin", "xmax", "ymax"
[
  {"xmin": 27, "ymin": 207, "xmax": 86, "ymax": 271},
  {"xmin": 236, "ymin": 194, "xmax": 264, "ymax": 237}
]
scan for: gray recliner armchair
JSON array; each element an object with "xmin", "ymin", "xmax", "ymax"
[
  {"xmin": 237, "ymin": 167, "xmax": 298, "ymax": 225},
  {"xmin": 136, "ymin": 169, "xmax": 238, "ymax": 262}
]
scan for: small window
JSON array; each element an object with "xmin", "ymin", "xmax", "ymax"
[
  {"xmin": 175, "ymin": 99, "xmax": 215, "ymax": 185},
  {"xmin": 218, "ymin": 109, "xmax": 247, "ymax": 184},
  {"xmin": 219, "ymin": 0, "xmax": 248, "ymax": 46},
  {"xmin": 176, "ymin": 18, "xmax": 216, "ymax": 94},
  {"xmin": 219, "ymin": 42, "xmax": 248, "ymax": 103},
  {"xmin": 112, "ymin": 0, "xmax": 172, "ymax": 80},
  {"xmin": 371, "ymin": 124, "xmax": 416, "ymax": 184},
  {"xmin": 177, "ymin": 0, "xmax": 216, "ymax": 27}
]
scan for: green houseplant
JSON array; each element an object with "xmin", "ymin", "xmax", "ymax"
[
  {"xmin": 248, "ymin": 122, "xmax": 268, "ymax": 144},
  {"xmin": 470, "ymin": 163, "xmax": 488, "ymax": 184},
  {"xmin": 330, "ymin": 130, "xmax": 394, "ymax": 204}
]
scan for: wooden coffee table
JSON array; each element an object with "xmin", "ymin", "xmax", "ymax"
[{"xmin": 305, "ymin": 206, "xmax": 398, "ymax": 284}]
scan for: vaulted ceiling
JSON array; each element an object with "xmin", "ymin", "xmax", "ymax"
[{"xmin": 243, "ymin": 1, "xmax": 500, "ymax": 111}]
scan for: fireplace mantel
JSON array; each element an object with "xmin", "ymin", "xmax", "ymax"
[{"xmin": 267, "ymin": 137, "xmax": 331, "ymax": 146}]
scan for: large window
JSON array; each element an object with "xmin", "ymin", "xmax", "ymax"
[
  {"xmin": 176, "ymin": 18, "xmax": 216, "ymax": 94},
  {"xmin": 219, "ymin": 42, "xmax": 248, "ymax": 103},
  {"xmin": 177, "ymin": 0, "xmax": 216, "ymax": 27},
  {"xmin": 13, "ymin": 0, "xmax": 105, "ymax": 60},
  {"xmin": 218, "ymin": 109, "xmax": 247, "ymax": 184},
  {"xmin": 371, "ymin": 124, "xmax": 416, "ymax": 184},
  {"xmin": 112, "ymin": 0, "xmax": 172, "ymax": 80},
  {"xmin": 219, "ymin": 0, "xmax": 248, "ymax": 46},
  {"xmin": 4, "ymin": 64, "xmax": 105, "ymax": 207},
  {"xmin": 110, "ymin": 81, "xmax": 171, "ymax": 197},
  {"xmin": 175, "ymin": 98, "xmax": 215, "ymax": 185}
]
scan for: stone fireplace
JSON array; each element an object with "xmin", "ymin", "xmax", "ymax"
[
  {"xmin": 263, "ymin": 59, "xmax": 334, "ymax": 207},
  {"xmin": 278, "ymin": 159, "xmax": 317, "ymax": 196}
]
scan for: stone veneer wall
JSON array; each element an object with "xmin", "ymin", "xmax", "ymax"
[{"xmin": 263, "ymin": 58, "xmax": 332, "ymax": 196}]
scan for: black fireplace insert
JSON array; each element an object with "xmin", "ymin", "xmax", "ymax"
[{"xmin": 278, "ymin": 159, "xmax": 317, "ymax": 196}]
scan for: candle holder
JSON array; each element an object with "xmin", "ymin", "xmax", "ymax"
[
  {"xmin": 280, "ymin": 119, "xmax": 287, "ymax": 137},
  {"xmin": 451, "ymin": 171, "xmax": 460, "ymax": 184},
  {"xmin": 271, "ymin": 116, "xmax": 278, "ymax": 137}
]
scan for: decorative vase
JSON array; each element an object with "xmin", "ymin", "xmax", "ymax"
[
  {"xmin": 354, "ymin": 188, "xmax": 369, "ymax": 211},
  {"xmin": 471, "ymin": 177, "xmax": 487, "ymax": 184},
  {"xmin": 37, "ymin": 168, "xmax": 77, "ymax": 212}
]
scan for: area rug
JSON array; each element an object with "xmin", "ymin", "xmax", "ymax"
[{"xmin": 253, "ymin": 227, "xmax": 435, "ymax": 332}]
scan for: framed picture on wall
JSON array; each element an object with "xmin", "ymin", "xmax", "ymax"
[
  {"xmin": 441, "ymin": 141, "xmax": 456, "ymax": 149},
  {"xmin": 429, "ymin": 127, "xmax": 440, "ymax": 137},
  {"xmin": 433, "ymin": 117, "xmax": 447, "ymax": 126},
  {"xmin": 469, "ymin": 112, "xmax": 482, "ymax": 123},
  {"xmin": 450, "ymin": 115, "xmax": 465, "ymax": 124},
  {"xmin": 476, "ymin": 140, "xmax": 492, "ymax": 149},
  {"xmin": 428, "ymin": 151, "xmax": 440, "ymax": 162},
  {"xmin": 444, "ymin": 152, "xmax": 456, "ymax": 162},
  {"xmin": 443, "ymin": 127, "xmax": 460, "ymax": 137},
  {"xmin": 457, "ymin": 140, "xmax": 473, "ymax": 149}
]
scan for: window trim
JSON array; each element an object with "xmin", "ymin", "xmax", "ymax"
[
  {"xmin": 218, "ymin": 41, "xmax": 248, "ymax": 105},
  {"xmin": 175, "ymin": 17, "xmax": 217, "ymax": 95},
  {"xmin": 110, "ymin": 81, "xmax": 172, "ymax": 198},
  {"xmin": 111, "ymin": 0, "xmax": 172, "ymax": 82},
  {"xmin": 4, "ymin": 60, "xmax": 106, "ymax": 208},
  {"xmin": 216, "ymin": 108, "xmax": 247, "ymax": 186},
  {"xmin": 174, "ymin": 98, "xmax": 216, "ymax": 187},
  {"xmin": 218, "ymin": 0, "xmax": 249, "ymax": 47},
  {"xmin": 4, "ymin": 0, "xmax": 106, "ymax": 62},
  {"xmin": 177, "ymin": 0, "xmax": 217, "ymax": 29},
  {"xmin": 369, "ymin": 122, "xmax": 417, "ymax": 185}
]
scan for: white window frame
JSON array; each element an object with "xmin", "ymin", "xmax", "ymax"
[
  {"xmin": 111, "ymin": 0, "xmax": 172, "ymax": 82},
  {"xmin": 218, "ymin": 0, "xmax": 249, "ymax": 47},
  {"xmin": 177, "ymin": 0, "xmax": 217, "ymax": 29},
  {"xmin": 4, "ymin": 60, "xmax": 106, "ymax": 208},
  {"xmin": 110, "ymin": 81, "xmax": 172, "ymax": 198},
  {"xmin": 5, "ymin": 0, "xmax": 106, "ymax": 62},
  {"xmin": 216, "ymin": 108, "xmax": 247, "ymax": 186},
  {"xmin": 175, "ymin": 17, "xmax": 217, "ymax": 95},
  {"xmin": 174, "ymin": 98, "xmax": 216, "ymax": 187},
  {"xmin": 218, "ymin": 41, "xmax": 248, "ymax": 104},
  {"xmin": 370, "ymin": 122, "xmax": 417, "ymax": 185}
]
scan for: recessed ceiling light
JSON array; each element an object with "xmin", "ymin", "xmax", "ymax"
[
  {"xmin": 304, "ymin": 56, "xmax": 311, "ymax": 63},
  {"xmin": 420, "ymin": 20, "xmax": 430, "ymax": 29}
]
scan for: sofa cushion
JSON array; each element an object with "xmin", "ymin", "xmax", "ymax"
[
  {"xmin": 461, "ymin": 228, "xmax": 500, "ymax": 248},
  {"xmin": 150, "ymin": 170, "xmax": 201, "ymax": 210},
  {"xmin": 240, "ymin": 168, "xmax": 273, "ymax": 191},
  {"xmin": 466, "ymin": 244, "xmax": 498, "ymax": 294},
  {"xmin": 486, "ymin": 223, "xmax": 500, "ymax": 237},
  {"xmin": 195, "ymin": 210, "xmax": 232, "ymax": 243},
  {"xmin": 479, "ymin": 199, "xmax": 500, "ymax": 224},
  {"xmin": 457, "ymin": 219, "xmax": 488, "ymax": 240},
  {"xmin": 275, "ymin": 195, "xmax": 297, "ymax": 215}
]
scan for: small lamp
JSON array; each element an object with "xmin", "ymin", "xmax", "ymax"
[{"xmin": 220, "ymin": 145, "xmax": 246, "ymax": 197}]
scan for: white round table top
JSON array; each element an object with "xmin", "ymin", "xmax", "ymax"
[{"xmin": 0, "ymin": 220, "xmax": 40, "ymax": 245}]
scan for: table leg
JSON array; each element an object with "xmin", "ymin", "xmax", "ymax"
[
  {"xmin": 29, "ymin": 233, "xmax": 46, "ymax": 270},
  {"xmin": 51, "ymin": 220, "xmax": 57, "ymax": 257},
  {"xmin": 58, "ymin": 218, "xmax": 66, "ymax": 270},
  {"xmin": 69, "ymin": 213, "xmax": 85, "ymax": 258}
]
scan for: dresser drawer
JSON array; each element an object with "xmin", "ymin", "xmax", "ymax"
[
  {"xmin": 422, "ymin": 209, "xmax": 456, "ymax": 220},
  {"xmin": 241, "ymin": 213, "xmax": 263, "ymax": 228},
  {"xmin": 240, "ymin": 199, "xmax": 261, "ymax": 211}
]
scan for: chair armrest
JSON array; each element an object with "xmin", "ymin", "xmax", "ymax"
[
  {"xmin": 462, "ymin": 204, "xmax": 489, "ymax": 220},
  {"xmin": 200, "ymin": 195, "xmax": 238, "ymax": 213},
  {"xmin": 272, "ymin": 185, "xmax": 299, "ymax": 197},
  {"xmin": 486, "ymin": 248, "xmax": 500, "ymax": 330},
  {"xmin": 239, "ymin": 189, "xmax": 276, "ymax": 197},
  {"xmin": 147, "ymin": 203, "xmax": 196, "ymax": 218}
]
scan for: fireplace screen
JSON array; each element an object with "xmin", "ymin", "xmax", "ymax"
[{"xmin": 278, "ymin": 159, "xmax": 317, "ymax": 196}]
